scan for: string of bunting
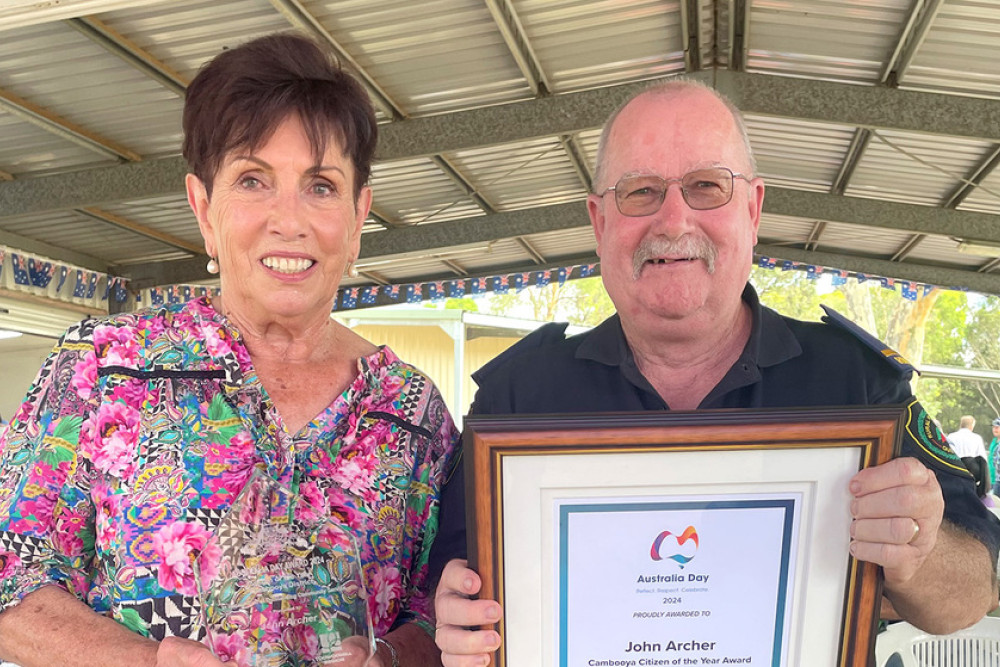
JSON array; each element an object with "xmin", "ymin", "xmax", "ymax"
[
  {"xmin": 333, "ymin": 263, "xmax": 601, "ymax": 311},
  {"xmin": 0, "ymin": 247, "xmax": 130, "ymax": 306},
  {"xmin": 755, "ymin": 256, "xmax": 963, "ymax": 301}
]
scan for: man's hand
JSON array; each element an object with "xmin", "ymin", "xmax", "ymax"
[
  {"xmin": 849, "ymin": 457, "xmax": 944, "ymax": 587},
  {"xmin": 155, "ymin": 637, "xmax": 227, "ymax": 666},
  {"xmin": 434, "ymin": 559, "xmax": 502, "ymax": 667}
]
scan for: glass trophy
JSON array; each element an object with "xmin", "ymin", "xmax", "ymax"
[{"xmin": 195, "ymin": 469, "xmax": 374, "ymax": 666}]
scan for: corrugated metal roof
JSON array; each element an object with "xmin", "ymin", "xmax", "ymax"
[{"xmin": 0, "ymin": 0, "xmax": 999, "ymax": 313}]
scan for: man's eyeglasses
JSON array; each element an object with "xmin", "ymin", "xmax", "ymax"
[{"xmin": 601, "ymin": 167, "xmax": 751, "ymax": 216}]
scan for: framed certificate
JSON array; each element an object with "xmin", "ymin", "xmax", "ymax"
[{"xmin": 464, "ymin": 406, "xmax": 904, "ymax": 667}]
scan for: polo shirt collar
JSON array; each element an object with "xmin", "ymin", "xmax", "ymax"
[{"xmin": 576, "ymin": 283, "xmax": 802, "ymax": 372}]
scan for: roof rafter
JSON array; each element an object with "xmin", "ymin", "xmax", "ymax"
[
  {"xmin": 484, "ymin": 0, "xmax": 549, "ymax": 96},
  {"xmin": 8, "ymin": 71, "xmax": 1000, "ymax": 220},
  {"xmin": 0, "ymin": 85, "xmax": 141, "ymax": 162},
  {"xmin": 267, "ymin": 0, "xmax": 405, "ymax": 120},
  {"xmin": 65, "ymin": 16, "xmax": 189, "ymax": 95},
  {"xmin": 119, "ymin": 188, "xmax": 1000, "ymax": 289}
]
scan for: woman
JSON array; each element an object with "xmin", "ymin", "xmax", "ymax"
[{"xmin": 0, "ymin": 33, "xmax": 455, "ymax": 667}]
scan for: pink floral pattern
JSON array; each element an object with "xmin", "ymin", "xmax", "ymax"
[{"xmin": 0, "ymin": 297, "xmax": 458, "ymax": 647}]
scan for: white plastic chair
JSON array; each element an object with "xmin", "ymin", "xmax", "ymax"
[{"xmin": 875, "ymin": 616, "xmax": 1000, "ymax": 666}]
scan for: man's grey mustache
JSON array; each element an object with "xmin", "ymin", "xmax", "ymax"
[{"xmin": 632, "ymin": 235, "xmax": 718, "ymax": 279}]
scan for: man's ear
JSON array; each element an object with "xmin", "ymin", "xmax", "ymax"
[
  {"xmin": 186, "ymin": 173, "xmax": 217, "ymax": 257},
  {"xmin": 746, "ymin": 177, "xmax": 765, "ymax": 246},
  {"xmin": 587, "ymin": 193, "xmax": 607, "ymax": 258}
]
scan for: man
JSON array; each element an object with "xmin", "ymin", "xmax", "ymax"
[
  {"xmin": 430, "ymin": 81, "xmax": 1000, "ymax": 666},
  {"xmin": 948, "ymin": 415, "xmax": 989, "ymax": 496},
  {"xmin": 989, "ymin": 417, "xmax": 1000, "ymax": 497}
]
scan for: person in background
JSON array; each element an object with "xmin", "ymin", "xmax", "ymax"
[
  {"xmin": 948, "ymin": 415, "xmax": 990, "ymax": 498},
  {"xmin": 0, "ymin": 33, "xmax": 455, "ymax": 667},
  {"xmin": 989, "ymin": 417, "xmax": 1000, "ymax": 498},
  {"xmin": 430, "ymin": 80, "xmax": 1000, "ymax": 666}
]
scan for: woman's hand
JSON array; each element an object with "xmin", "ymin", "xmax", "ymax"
[
  {"xmin": 324, "ymin": 635, "xmax": 379, "ymax": 666},
  {"xmin": 155, "ymin": 637, "xmax": 227, "ymax": 667}
]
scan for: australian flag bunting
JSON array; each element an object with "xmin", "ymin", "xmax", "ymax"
[
  {"xmin": 113, "ymin": 278, "xmax": 128, "ymax": 303},
  {"xmin": 360, "ymin": 286, "xmax": 378, "ymax": 305},
  {"xmin": 901, "ymin": 281, "xmax": 918, "ymax": 301},
  {"xmin": 447, "ymin": 279, "xmax": 466, "ymax": 298},
  {"xmin": 580, "ymin": 263, "xmax": 597, "ymax": 278},
  {"xmin": 341, "ymin": 288, "xmax": 358, "ymax": 309},
  {"xmin": 832, "ymin": 270, "xmax": 848, "ymax": 286},
  {"xmin": 758, "ymin": 256, "xmax": 776, "ymax": 269},
  {"xmin": 383, "ymin": 284, "xmax": 400, "ymax": 301},
  {"xmin": 470, "ymin": 277, "xmax": 486, "ymax": 295},
  {"xmin": 11, "ymin": 254, "xmax": 29, "ymax": 285},
  {"xmin": 405, "ymin": 284, "xmax": 422, "ymax": 303},
  {"xmin": 556, "ymin": 267, "xmax": 568, "ymax": 285},
  {"xmin": 85, "ymin": 272, "xmax": 100, "ymax": 299},
  {"xmin": 535, "ymin": 270, "xmax": 551, "ymax": 288},
  {"xmin": 56, "ymin": 266, "xmax": 69, "ymax": 293},
  {"xmin": 880, "ymin": 277, "xmax": 895, "ymax": 291},
  {"xmin": 150, "ymin": 288, "xmax": 164, "ymax": 306},
  {"xmin": 427, "ymin": 282, "xmax": 445, "ymax": 301},
  {"xmin": 491, "ymin": 275, "xmax": 509, "ymax": 294},
  {"xmin": 805, "ymin": 264, "xmax": 821, "ymax": 280},
  {"xmin": 28, "ymin": 258, "xmax": 55, "ymax": 288}
]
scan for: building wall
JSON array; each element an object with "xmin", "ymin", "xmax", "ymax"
[
  {"xmin": 348, "ymin": 323, "xmax": 519, "ymax": 421},
  {"xmin": 0, "ymin": 335, "xmax": 58, "ymax": 422}
]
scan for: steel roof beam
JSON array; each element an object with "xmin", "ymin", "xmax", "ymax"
[
  {"xmin": 430, "ymin": 156, "xmax": 495, "ymax": 214},
  {"xmin": 943, "ymin": 145, "xmax": 1000, "ymax": 209},
  {"xmin": 66, "ymin": 16, "xmax": 189, "ymax": 96},
  {"xmin": 881, "ymin": 0, "xmax": 945, "ymax": 87},
  {"xmin": 8, "ymin": 71, "xmax": 1000, "ymax": 217},
  {"xmin": 267, "ymin": 0, "xmax": 405, "ymax": 120},
  {"xmin": 119, "ymin": 187, "xmax": 1000, "ymax": 288},
  {"xmin": 755, "ymin": 243, "xmax": 1000, "ymax": 296},
  {"xmin": 890, "ymin": 234, "xmax": 927, "ymax": 262},
  {"xmin": 516, "ymin": 237, "xmax": 546, "ymax": 264},
  {"xmin": 0, "ymin": 86, "xmax": 141, "ymax": 162},
  {"xmin": 75, "ymin": 207, "xmax": 204, "ymax": 256},
  {"xmin": 680, "ymin": 0, "xmax": 702, "ymax": 72},
  {"xmin": 560, "ymin": 134, "xmax": 593, "ymax": 192},
  {"xmin": 485, "ymin": 0, "xmax": 549, "ymax": 96}
]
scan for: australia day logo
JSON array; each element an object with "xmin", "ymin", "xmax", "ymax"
[{"xmin": 650, "ymin": 525, "xmax": 699, "ymax": 568}]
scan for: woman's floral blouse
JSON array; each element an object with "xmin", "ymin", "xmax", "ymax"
[{"xmin": 0, "ymin": 297, "xmax": 458, "ymax": 643}]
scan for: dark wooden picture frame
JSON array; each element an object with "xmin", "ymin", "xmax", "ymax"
[{"xmin": 464, "ymin": 406, "xmax": 904, "ymax": 667}]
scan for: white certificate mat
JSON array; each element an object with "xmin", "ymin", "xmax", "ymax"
[
  {"xmin": 499, "ymin": 446, "xmax": 858, "ymax": 667},
  {"xmin": 558, "ymin": 495, "xmax": 799, "ymax": 667}
]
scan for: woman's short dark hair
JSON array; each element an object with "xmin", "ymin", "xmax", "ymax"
[{"xmin": 182, "ymin": 32, "xmax": 377, "ymax": 199}]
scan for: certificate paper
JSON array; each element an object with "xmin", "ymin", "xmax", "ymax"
[{"xmin": 558, "ymin": 495, "xmax": 799, "ymax": 667}]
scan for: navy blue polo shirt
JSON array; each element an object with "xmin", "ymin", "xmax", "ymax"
[{"xmin": 427, "ymin": 284, "xmax": 1000, "ymax": 580}]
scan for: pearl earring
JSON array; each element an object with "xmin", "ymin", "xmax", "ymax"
[
  {"xmin": 346, "ymin": 262, "xmax": 359, "ymax": 278},
  {"xmin": 206, "ymin": 257, "xmax": 219, "ymax": 275}
]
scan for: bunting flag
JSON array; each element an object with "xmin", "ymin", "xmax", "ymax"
[
  {"xmin": 832, "ymin": 270, "xmax": 848, "ymax": 286},
  {"xmin": 470, "ymin": 277, "xmax": 487, "ymax": 295},
  {"xmin": 427, "ymin": 282, "xmax": 446, "ymax": 301},
  {"xmin": 491, "ymin": 275, "xmax": 509, "ymax": 294},
  {"xmin": 28, "ymin": 258, "xmax": 55, "ymax": 288},
  {"xmin": 511, "ymin": 273, "xmax": 526, "ymax": 291},
  {"xmin": 56, "ymin": 266, "xmax": 69, "ymax": 292},
  {"xmin": 880, "ymin": 277, "xmax": 895, "ymax": 291},
  {"xmin": 805, "ymin": 264, "xmax": 822, "ymax": 280},
  {"xmin": 341, "ymin": 288, "xmax": 358, "ymax": 309},
  {"xmin": 383, "ymin": 284, "xmax": 400, "ymax": 300},
  {"xmin": 901, "ymin": 281, "xmax": 918, "ymax": 301},
  {"xmin": 857, "ymin": 272, "xmax": 868, "ymax": 284},
  {"xmin": 556, "ymin": 267, "xmax": 568, "ymax": 285},
  {"xmin": 360, "ymin": 286, "xmax": 379, "ymax": 305},
  {"xmin": 580, "ymin": 263, "xmax": 597, "ymax": 278},
  {"xmin": 447, "ymin": 279, "xmax": 466, "ymax": 298},
  {"xmin": 781, "ymin": 260, "xmax": 797, "ymax": 271},
  {"xmin": 405, "ymin": 284, "xmax": 422, "ymax": 303},
  {"xmin": 535, "ymin": 270, "xmax": 551, "ymax": 288},
  {"xmin": 11, "ymin": 254, "xmax": 29, "ymax": 285},
  {"xmin": 758, "ymin": 256, "xmax": 776, "ymax": 269}
]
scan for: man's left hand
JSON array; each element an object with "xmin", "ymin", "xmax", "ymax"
[{"xmin": 849, "ymin": 457, "xmax": 944, "ymax": 586}]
